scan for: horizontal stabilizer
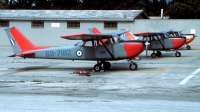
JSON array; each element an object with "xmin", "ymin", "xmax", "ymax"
[{"xmin": 9, "ymin": 51, "xmax": 35, "ymax": 57}]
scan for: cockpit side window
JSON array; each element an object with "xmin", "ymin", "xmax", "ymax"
[
  {"xmin": 82, "ymin": 40, "xmax": 93, "ymax": 47},
  {"xmin": 137, "ymin": 36, "xmax": 144, "ymax": 40},
  {"xmin": 143, "ymin": 36, "xmax": 150, "ymax": 41}
]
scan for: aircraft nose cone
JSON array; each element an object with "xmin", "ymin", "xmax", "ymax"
[
  {"xmin": 172, "ymin": 37, "xmax": 186, "ymax": 49},
  {"xmin": 124, "ymin": 42, "xmax": 144, "ymax": 58},
  {"xmin": 185, "ymin": 35, "xmax": 195, "ymax": 44}
]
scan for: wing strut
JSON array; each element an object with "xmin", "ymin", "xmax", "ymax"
[
  {"xmin": 156, "ymin": 36, "xmax": 166, "ymax": 49},
  {"xmin": 99, "ymin": 39, "xmax": 115, "ymax": 59}
]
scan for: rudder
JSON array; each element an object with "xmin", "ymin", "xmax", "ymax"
[{"xmin": 5, "ymin": 27, "xmax": 49, "ymax": 55}]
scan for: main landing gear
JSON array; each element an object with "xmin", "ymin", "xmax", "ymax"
[
  {"xmin": 150, "ymin": 50, "xmax": 181, "ymax": 58},
  {"xmin": 151, "ymin": 51, "xmax": 162, "ymax": 58},
  {"xmin": 93, "ymin": 61, "xmax": 111, "ymax": 72},
  {"xmin": 93, "ymin": 60, "xmax": 138, "ymax": 72}
]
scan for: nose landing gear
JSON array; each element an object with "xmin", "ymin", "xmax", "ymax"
[
  {"xmin": 128, "ymin": 59, "xmax": 138, "ymax": 70},
  {"xmin": 175, "ymin": 51, "xmax": 181, "ymax": 57},
  {"xmin": 186, "ymin": 45, "xmax": 191, "ymax": 50}
]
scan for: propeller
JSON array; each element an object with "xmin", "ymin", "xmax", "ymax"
[{"xmin": 145, "ymin": 41, "xmax": 150, "ymax": 60}]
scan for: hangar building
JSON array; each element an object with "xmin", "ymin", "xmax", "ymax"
[
  {"xmin": 0, "ymin": 10, "xmax": 149, "ymax": 46},
  {"xmin": 0, "ymin": 10, "xmax": 199, "ymax": 46}
]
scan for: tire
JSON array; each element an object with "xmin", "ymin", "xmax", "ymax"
[
  {"xmin": 157, "ymin": 51, "xmax": 162, "ymax": 57},
  {"xmin": 94, "ymin": 64, "xmax": 102, "ymax": 72},
  {"xmin": 186, "ymin": 46, "xmax": 191, "ymax": 50},
  {"xmin": 129, "ymin": 63, "xmax": 138, "ymax": 70},
  {"xmin": 175, "ymin": 52, "xmax": 181, "ymax": 57},
  {"xmin": 103, "ymin": 62, "xmax": 111, "ymax": 69},
  {"xmin": 151, "ymin": 53, "xmax": 156, "ymax": 58}
]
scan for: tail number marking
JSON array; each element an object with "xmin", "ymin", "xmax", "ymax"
[{"xmin": 46, "ymin": 50, "xmax": 71, "ymax": 57}]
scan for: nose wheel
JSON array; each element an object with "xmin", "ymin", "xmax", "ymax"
[
  {"xmin": 186, "ymin": 45, "xmax": 191, "ymax": 50},
  {"xmin": 129, "ymin": 63, "xmax": 138, "ymax": 70},
  {"xmin": 128, "ymin": 60, "xmax": 138, "ymax": 70},
  {"xmin": 175, "ymin": 51, "xmax": 181, "ymax": 57}
]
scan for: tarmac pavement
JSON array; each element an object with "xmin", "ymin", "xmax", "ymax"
[{"xmin": 0, "ymin": 46, "xmax": 200, "ymax": 112}]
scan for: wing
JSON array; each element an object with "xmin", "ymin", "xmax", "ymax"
[
  {"xmin": 133, "ymin": 32, "xmax": 164, "ymax": 37},
  {"xmin": 60, "ymin": 33, "xmax": 113, "ymax": 40},
  {"xmin": 61, "ymin": 29, "xmax": 129, "ymax": 40}
]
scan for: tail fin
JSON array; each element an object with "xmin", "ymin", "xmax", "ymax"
[
  {"xmin": 5, "ymin": 27, "xmax": 49, "ymax": 55},
  {"xmin": 88, "ymin": 27, "xmax": 102, "ymax": 34},
  {"xmin": 124, "ymin": 28, "xmax": 138, "ymax": 40}
]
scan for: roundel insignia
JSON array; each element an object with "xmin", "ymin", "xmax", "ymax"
[{"xmin": 76, "ymin": 50, "xmax": 83, "ymax": 57}]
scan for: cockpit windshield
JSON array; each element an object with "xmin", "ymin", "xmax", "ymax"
[
  {"xmin": 136, "ymin": 36, "xmax": 144, "ymax": 40},
  {"xmin": 113, "ymin": 34, "xmax": 124, "ymax": 43},
  {"xmin": 74, "ymin": 41, "xmax": 82, "ymax": 46}
]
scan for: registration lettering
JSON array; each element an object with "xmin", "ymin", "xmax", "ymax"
[{"xmin": 46, "ymin": 50, "xmax": 71, "ymax": 57}]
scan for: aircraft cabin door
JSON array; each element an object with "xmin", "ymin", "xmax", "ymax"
[
  {"xmin": 151, "ymin": 35, "xmax": 164, "ymax": 49},
  {"xmin": 94, "ymin": 39, "xmax": 113, "ymax": 59},
  {"xmin": 163, "ymin": 34, "xmax": 174, "ymax": 49}
]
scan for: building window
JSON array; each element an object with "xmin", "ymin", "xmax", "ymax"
[
  {"xmin": 104, "ymin": 22, "xmax": 117, "ymax": 28},
  {"xmin": 0, "ymin": 20, "xmax": 9, "ymax": 27},
  {"xmin": 67, "ymin": 21, "xmax": 80, "ymax": 28},
  {"xmin": 31, "ymin": 21, "xmax": 44, "ymax": 28}
]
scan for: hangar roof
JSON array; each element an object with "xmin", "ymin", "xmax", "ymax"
[{"xmin": 0, "ymin": 10, "xmax": 149, "ymax": 21}]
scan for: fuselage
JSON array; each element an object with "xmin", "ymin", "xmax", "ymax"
[
  {"xmin": 30, "ymin": 40, "xmax": 144, "ymax": 61},
  {"xmin": 125, "ymin": 32, "xmax": 186, "ymax": 50},
  {"xmin": 167, "ymin": 31, "xmax": 195, "ymax": 44}
]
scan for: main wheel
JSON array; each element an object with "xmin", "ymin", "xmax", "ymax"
[
  {"xmin": 186, "ymin": 45, "xmax": 191, "ymax": 50},
  {"xmin": 156, "ymin": 51, "xmax": 162, "ymax": 57},
  {"xmin": 175, "ymin": 52, "xmax": 181, "ymax": 57},
  {"xmin": 151, "ymin": 53, "xmax": 156, "ymax": 58},
  {"xmin": 94, "ymin": 64, "xmax": 102, "ymax": 72},
  {"xmin": 129, "ymin": 63, "xmax": 138, "ymax": 70},
  {"xmin": 103, "ymin": 62, "xmax": 111, "ymax": 69}
]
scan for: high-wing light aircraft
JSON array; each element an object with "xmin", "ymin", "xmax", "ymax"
[
  {"xmin": 5, "ymin": 27, "xmax": 145, "ymax": 72},
  {"xmin": 163, "ymin": 30, "xmax": 196, "ymax": 50},
  {"xmin": 89, "ymin": 27, "xmax": 186, "ymax": 58}
]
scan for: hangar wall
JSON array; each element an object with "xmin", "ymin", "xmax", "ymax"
[
  {"xmin": 0, "ymin": 19, "xmax": 199, "ymax": 46},
  {"xmin": 130, "ymin": 19, "xmax": 200, "ymax": 46}
]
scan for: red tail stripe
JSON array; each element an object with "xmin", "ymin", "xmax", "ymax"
[
  {"xmin": 10, "ymin": 27, "xmax": 50, "ymax": 52},
  {"xmin": 92, "ymin": 27, "xmax": 101, "ymax": 34},
  {"xmin": 10, "ymin": 27, "xmax": 36, "ymax": 52}
]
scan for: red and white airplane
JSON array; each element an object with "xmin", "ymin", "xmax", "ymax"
[
  {"xmin": 163, "ymin": 30, "xmax": 196, "ymax": 50},
  {"xmin": 89, "ymin": 27, "xmax": 186, "ymax": 58},
  {"xmin": 5, "ymin": 27, "xmax": 145, "ymax": 72}
]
